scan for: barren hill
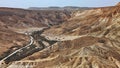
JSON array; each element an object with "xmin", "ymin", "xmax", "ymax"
[
  {"xmin": 43, "ymin": 4, "xmax": 120, "ymax": 36},
  {"xmin": 26, "ymin": 3, "xmax": 120, "ymax": 68},
  {"xmin": 0, "ymin": 7, "xmax": 72, "ymax": 62},
  {"xmin": 0, "ymin": 7, "xmax": 71, "ymax": 29},
  {"xmin": 0, "ymin": 2, "xmax": 120, "ymax": 68}
]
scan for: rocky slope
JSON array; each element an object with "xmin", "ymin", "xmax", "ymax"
[
  {"xmin": 0, "ymin": 27, "xmax": 29, "ymax": 60},
  {"xmin": 0, "ymin": 7, "xmax": 72, "ymax": 62},
  {"xmin": 43, "ymin": 5, "xmax": 119, "ymax": 35},
  {"xmin": 9, "ymin": 3, "xmax": 120, "ymax": 68},
  {"xmin": 0, "ymin": 7, "xmax": 71, "ymax": 29},
  {"xmin": 1, "ymin": 3, "xmax": 120, "ymax": 68}
]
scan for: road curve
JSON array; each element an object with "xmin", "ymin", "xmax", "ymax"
[{"xmin": 0, "ymin": 36, "xmax": 34, "ymax": 67}]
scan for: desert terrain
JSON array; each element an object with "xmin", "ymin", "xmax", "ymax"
[{"xmin": 0, "ymin": 3, "xmax": 120, "ymax": 68}]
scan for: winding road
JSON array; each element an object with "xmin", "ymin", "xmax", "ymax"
[
  {"xmin": 0, "ymin": 35, "xmax": 34, "ymax": 67},
  {"xmin": 0, "ymin": 27, "xmax": 49, "ymax": 67}
]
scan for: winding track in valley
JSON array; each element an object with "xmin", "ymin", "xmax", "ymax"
[
  {"xmin": 0, "ymin": 35, "xmax": 34, "ymax": 67},
  {"xmin": 0, "ymin": 27, "xmax": 48, "ymax": 63},
  {"xmin": 0, "ymin": 27, "xmax": 89, "ymax": 68},
  {"xmin": 0, "ymin": 27, "xmax": 50, "ymax": 67}
]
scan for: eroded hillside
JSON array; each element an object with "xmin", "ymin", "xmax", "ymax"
[
  {"xmin": 0, "ymin": 3, "xmax": 120, "ymax": 68},
  {"xmin": 0, "ymin": 7, "xmax": 71, "ymax": 29},
  {"xmin": 43, "ymin": 4, "xmax": 120, "ymax": 36},
  {"xmin": 0, "ymin": 7, "xmax": 72, "ymax": 62},
  {"xmin": 15, "ymin": 3, "xmax": 120, "ymax": 68}
]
